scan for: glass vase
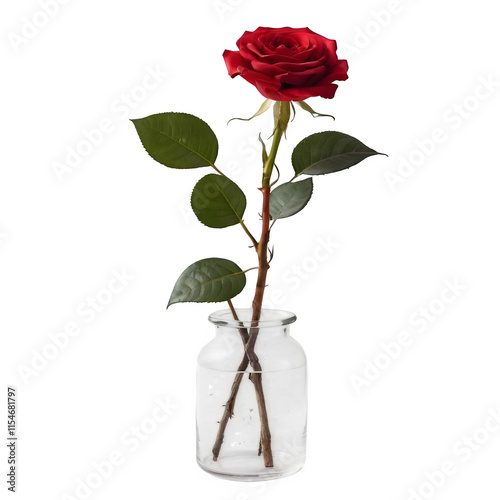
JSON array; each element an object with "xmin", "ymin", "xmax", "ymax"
[{"xmin": 196, "ymin": 308, "xmax": 307, "ymax": 481}]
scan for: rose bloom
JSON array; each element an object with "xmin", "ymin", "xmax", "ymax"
[{"xmin": 223, "ymin": 26, "xmax": 348, "ymax": 102}]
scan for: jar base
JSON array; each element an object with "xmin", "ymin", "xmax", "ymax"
[{"xmin": 197, "ymin": 453, "xmax": 304, "ymax": 482}]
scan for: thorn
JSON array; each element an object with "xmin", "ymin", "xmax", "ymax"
[{"xmin": 268, "ymin": 245, "xmax": 275, "ymax": 264}]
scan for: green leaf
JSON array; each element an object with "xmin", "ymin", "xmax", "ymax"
[
  {"xmin": 131, "ymin": 112, "xmax": 218, "ymax": 169},
  {"xmin": 292, "ymin": 131, "xmax": 384, "ymax": 176},
  {"xmin": 191, "ymin": 174, "xmax": 246, "ymax": 228},
  {"xmin": 167, "ymin": 258, "xmax": 247, "ymax": 308},
  {"xmin": 269, "ymin": 178, "xmax": 313, "ymax": 220}
]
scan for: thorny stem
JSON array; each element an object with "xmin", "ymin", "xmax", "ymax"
[
  {"xmin": 211, "ymin": 107, "xmax": 288, "ymax": 467},
  {"xmin": 211, "ymin": 190, "xmax": 274, "ymax": 465},
  {"xmin": 245, "ymin": 185, "xmax": 273, "ymax": 466},
  {"xmin": 211, "ymin": 301, "xmax": 249, "ymax": 461},
  {"xmin": 245, "ymin": 116, "xmax": 287, "ymax": 466},
  {"xmin": 227, "ymin": 298, "xmax": 249, "ymax": 344}
]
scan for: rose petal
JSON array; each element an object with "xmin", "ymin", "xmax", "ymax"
[
  {"xmin": 238, "ymin": 41, "xmax": 261, "ymax": 62},
  {"xmin": 273, "ymin": 55, "xmax": 328, "ymax": 72},
  {"xmin": 251, "ymin": 59, "xmax": 288, "ymax": 77},
  {"xmin": 275, "ymin": 35, "xmax": 299, "ymax": 49},
  {"xmin": 237, "ymin": 67, "xmax": 282, "ymax": 91},
  {"xmin": 223, "ymin": 50, "xmax": 248, "ymax": 77},
  {"xmin": 275, "ymin": 65, "xmax": 327, "ymax": 86},
  {"xmin": 258, "ymin": 45, "xmax": 319, "ymax": 64},
  {"xmin": 315, "ymin": 59, "xmax": 349, "ymax": 84},
  {"xmin": 253, "ymin": 81, "xmax": 284, "ymax": 101}
]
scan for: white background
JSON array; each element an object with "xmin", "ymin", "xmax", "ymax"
[{"xmin": 2, "ymin": 0, "xmax": 500, "ymax": 499}]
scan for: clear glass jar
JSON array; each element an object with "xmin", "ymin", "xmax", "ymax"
[{"xmin": 196, "ymin": 308, "xmax": 307, "ymax": 481}]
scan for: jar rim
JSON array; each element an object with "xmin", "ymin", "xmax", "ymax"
[{"xmin": 208, "ymin": 308, "xmax": 297, "ymax": 328}]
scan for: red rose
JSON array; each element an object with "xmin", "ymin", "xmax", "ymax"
[{"xmin": 223, "ymin": 27, "xmax": 348, "ymax": 102}]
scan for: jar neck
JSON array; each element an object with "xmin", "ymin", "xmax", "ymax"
[
  {"xmin": 214, "ymin": 323, "xmax": 291, "ymax": 339},
  {"xmin": 208, "ymin": 308, "xmax": 296, "ymax": 331}
]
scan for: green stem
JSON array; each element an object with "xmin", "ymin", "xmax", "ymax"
[{"xmin": 262, "ymin": 127, "xmax": 283, "ymax": 187}]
